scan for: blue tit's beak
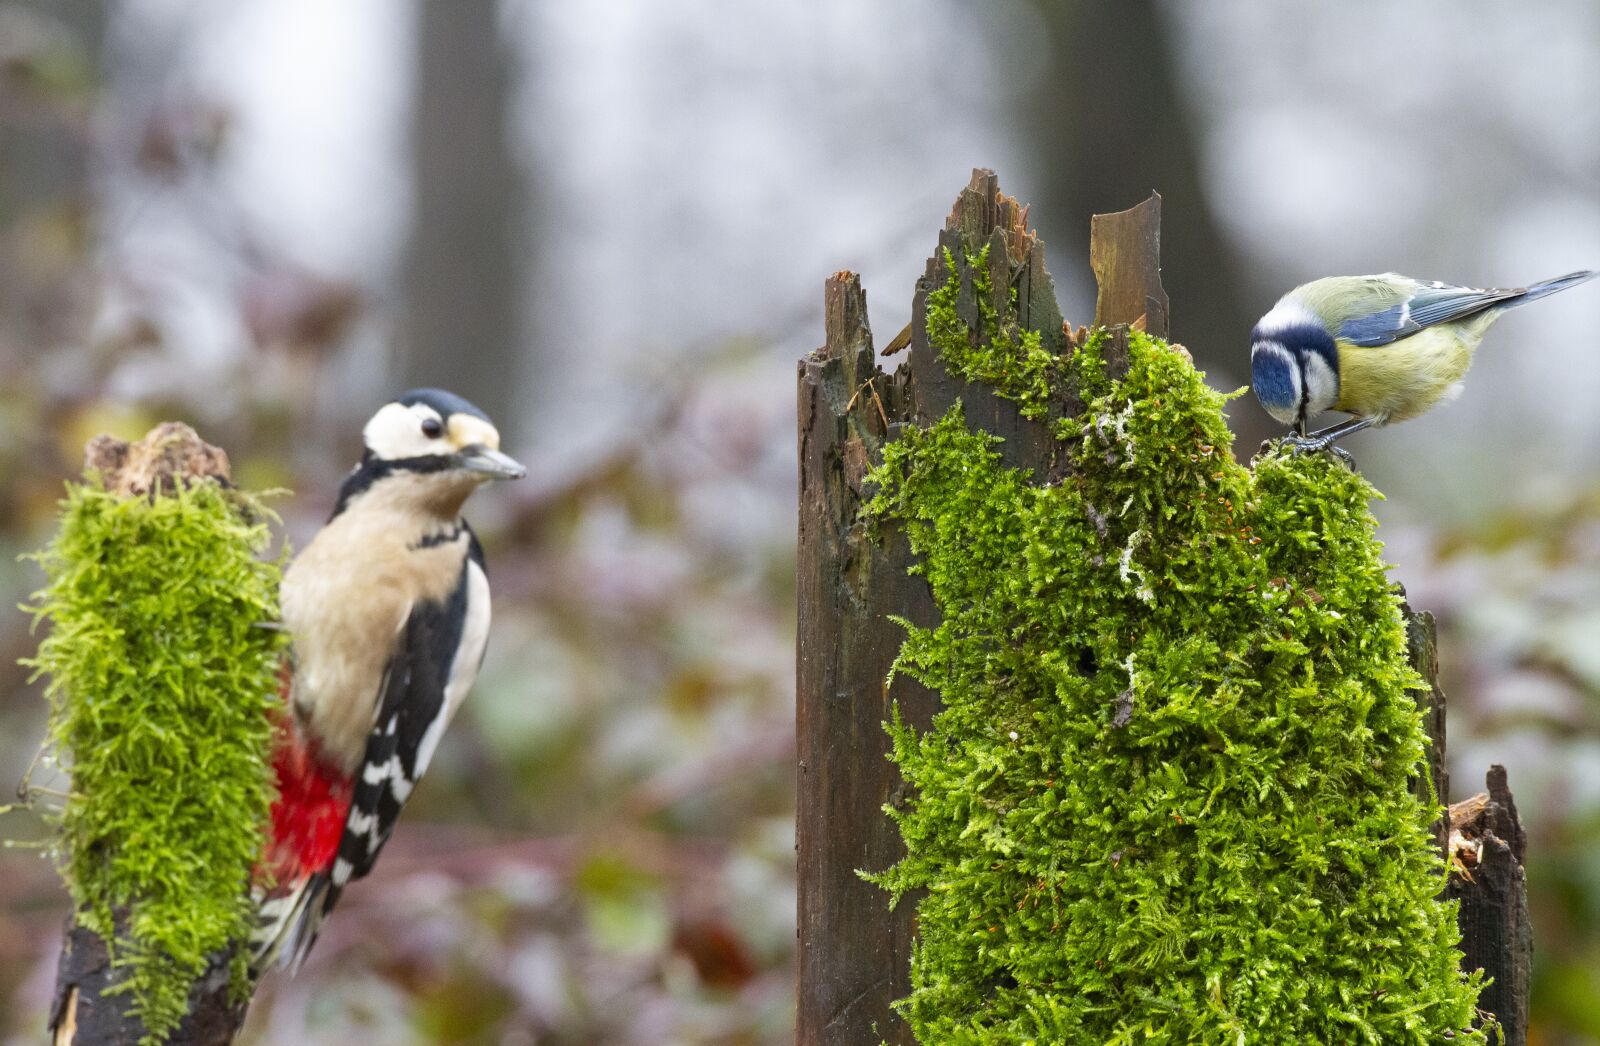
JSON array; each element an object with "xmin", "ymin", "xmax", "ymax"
[{"xmin": 454, "ymin": 445, "xmax": 526, "ymax": 480}]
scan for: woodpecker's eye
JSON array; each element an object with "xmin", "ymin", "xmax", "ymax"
[{"xmin": 421, "ymin": 417, "xmax": 445, "ymax": 439}]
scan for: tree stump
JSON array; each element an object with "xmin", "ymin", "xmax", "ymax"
[
  {"xmin": 797, "ymin": 169, "xmax": 1530, "ymax": 1044},
  {"xmin": 1448, "ymin": 766, "xmax": 1532, "ymax": 1043}
]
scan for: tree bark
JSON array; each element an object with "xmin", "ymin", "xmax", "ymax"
[
  {"xmin": 51, "ymin": 920, "xmax": 244, "ymax": 1046},
  {"xmin": 1405, "ymin": 605, "xmax": 1530, "ymax": 1044},
  {"xmin": 1404, "ymin": 606, "xmax": 1451, "ymax": 860},
  {"xmin": 796, "ymin": 272, "xmax": 930, "ymax": 1046}
]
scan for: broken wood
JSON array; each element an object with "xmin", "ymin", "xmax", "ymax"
[
  {"xmin": 1404, "ymin": 606, "xmax": 1451, "ymax": 861},
  {"xmin": 1448, "ymin": 766, "xmax": 1531, "ymax": 1045},
  {"xmin": 52, "ymin": 919, "xmax": 244, "ymax": 1046},
  {"xmin": 1090, "ymin": 192, "xmax": 1169, "ymax": 338},
  {"xmin": 1405, "ymin": 605, "xmax": 1528, "ymax": 1044}
]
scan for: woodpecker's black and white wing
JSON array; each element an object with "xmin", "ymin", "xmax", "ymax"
[{"xmin": 326, "ymin": 532, "xmax": 492, "ymax": 906}]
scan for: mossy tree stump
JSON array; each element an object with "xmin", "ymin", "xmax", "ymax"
[
  {"xmin": 797, "ymin": 170, "xmax": 1528, "ymax": 1044},
  {"xmin": 28, "ymin": 423, "xmax": 285, "ymax": 1045}
]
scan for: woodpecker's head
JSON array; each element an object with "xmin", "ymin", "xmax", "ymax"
[{"xmin": 336, "ymin": 388, "xmax": 525, "ymax": 517}]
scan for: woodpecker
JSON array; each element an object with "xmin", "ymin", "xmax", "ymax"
[{"xmin": 253, "ymin": 388, "xmax": 525, "ymax": 972}]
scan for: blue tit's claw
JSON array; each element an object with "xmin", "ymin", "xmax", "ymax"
[
  {"xmin": 1280, "ymin": 434, "xmax": 1328, "ymax": 455},
  {"xmin": 1275, "ymin": 434, "xmax": 1357, "ymax": 469}
]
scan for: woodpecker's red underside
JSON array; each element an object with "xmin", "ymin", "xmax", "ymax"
[{"xmin": 265, "ymin": 709, "xmax": 351, "ymax": 884}]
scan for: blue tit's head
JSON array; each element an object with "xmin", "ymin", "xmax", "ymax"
[{"xmin": 1249, "ymin": 300, "xmax": 1340, "ymax": 429}]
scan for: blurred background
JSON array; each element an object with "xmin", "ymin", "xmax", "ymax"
[{"xmin": 2, "ymin": 1, "xmax": 1599, "ymax": 1043}]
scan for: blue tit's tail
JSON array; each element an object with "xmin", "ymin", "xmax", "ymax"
[{"xmin": 1505, "ymin": 270, "xmax": 1597, "ymax": 308}]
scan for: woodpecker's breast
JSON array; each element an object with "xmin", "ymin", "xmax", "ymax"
[{"xmin": 280, "ymin": 509, "xmax": 475, "ymax": 776}]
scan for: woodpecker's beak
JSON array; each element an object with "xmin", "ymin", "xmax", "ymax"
[{"xmin": 454, "ymin": 445, "xmax": 526, "ymax": 480}]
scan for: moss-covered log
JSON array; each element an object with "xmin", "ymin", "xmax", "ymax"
[
  {"xmin": 797, "ymin": 170, "xmax": 1503, "ymax": 1043},
  {"xmin": 28, "ymin": 423, "xmax": 285, "ymax": 1045}
]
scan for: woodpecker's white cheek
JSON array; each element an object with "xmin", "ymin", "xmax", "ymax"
[
  {"xmin": 363, "ymin": 402, "xmax": 448, "ymax": 460},
  {"xmin": 1301, "ymin": 352, "xmax": 1339, "ymax": 415}
]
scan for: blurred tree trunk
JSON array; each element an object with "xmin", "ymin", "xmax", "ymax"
[
  {"xmin": 400, "ymin": 0, "xmax": 524, "ymax": 438},
  {"xmin": 1019, "ymin": 0, "xmax": 1272, "ymax": 448},
  {"xmin": 0, "ymin": 1, "xmax": 101, "ymax": 220},
  {"xmin": 0, "ymin": 0, "xmax": 102, "ymax": 344}
]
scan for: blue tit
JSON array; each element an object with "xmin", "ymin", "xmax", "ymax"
[{"xmin": 1250, "ymin": 269, "xmax": 1596, "ymax": 452}]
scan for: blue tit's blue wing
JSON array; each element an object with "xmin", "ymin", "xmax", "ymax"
[{"xmin": 1337, "ymin": 281, "xmax": 1521, "ymax": 347}]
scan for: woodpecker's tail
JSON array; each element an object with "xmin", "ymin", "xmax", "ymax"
[
  {"xmin": 250, "ymin": 873, "xmax": 340, "ymax": 976},
  {"xmin": 1507, "ymin": 270, "xmax": 1597, "ymax": 308}
]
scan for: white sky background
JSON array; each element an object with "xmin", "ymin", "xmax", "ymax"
[
  {"xmin": 107, "ymin": 0, "xmax": 1033, "ymax": 458},
  {"xmin": 512, "ymin": 0, "xmax": 1027, "ymax": 453}
]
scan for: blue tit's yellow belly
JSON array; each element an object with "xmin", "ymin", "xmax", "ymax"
[{"xmin": 1334, "ymin": 326, "xmax": 1481, "ymax": 424}]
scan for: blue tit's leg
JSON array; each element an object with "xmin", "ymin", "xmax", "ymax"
[{"xmin": 1282, "ymin": 416, "xmax": 1374, "ymax": 455}]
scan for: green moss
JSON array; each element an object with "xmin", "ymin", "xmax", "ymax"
[
  {"xmin": 863, "ymin": 293, "xmax": 1486, "ymax": 1040},
  {"xmin": 25, "ymin": 480, "xmax": 286, "ymax": 1042},
  {"xmin": 927, "ymin": 245, "xmax": 1062, "ymax": 418}
]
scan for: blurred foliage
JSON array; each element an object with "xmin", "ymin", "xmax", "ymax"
[{"xmin": 1412, "ymin": 486, "xmax": 1600, "ymax": 1046}]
